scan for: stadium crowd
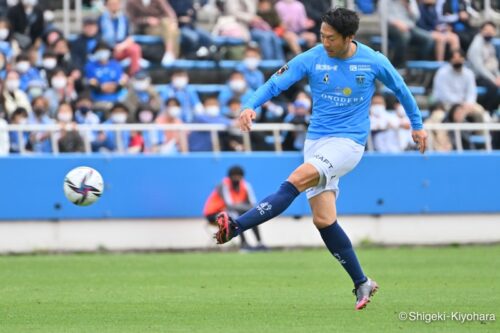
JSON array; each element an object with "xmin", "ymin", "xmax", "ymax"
[{"xmin": 0, "ymin": 0, "xmax": 498, "ymax": 155}]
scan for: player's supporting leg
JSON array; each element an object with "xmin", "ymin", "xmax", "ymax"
[
  {"xmin": 214, "ymin": 163, "xmax": 317, "ymax": 244},
  {"xmin": 309, "ymin": 191, "xmax": 378, "ymax": 310}
]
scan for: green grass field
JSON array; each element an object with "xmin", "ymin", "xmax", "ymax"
[{"xmin": 0, "ymin": 245, "xmax": 498, "ymax": 333}]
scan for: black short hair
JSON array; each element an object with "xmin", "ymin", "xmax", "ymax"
[
  {"xmin": 228, "ymin": 165, "xmax": 244, "ymax": 177},
  {"xmin": 321, "ymin": 7, "xmax": 359, "ymax": 38}
]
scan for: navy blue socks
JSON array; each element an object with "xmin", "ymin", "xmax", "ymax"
[
  {"xmin": 235, "ymin": 181, "xmax": 300, "ymax": 233},
  {"xmin": 319, "ymin": 221, "xmax": 367, "ymax": 287}
]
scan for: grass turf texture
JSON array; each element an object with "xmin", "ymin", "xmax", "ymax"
[{"xmin": 0, "ymin": 246, "xmax": 498, "ymax": 333}]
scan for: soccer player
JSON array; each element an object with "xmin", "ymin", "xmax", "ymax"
[{"xmin": 214, "ymin": 7, "xmax": 428, "ymax": 310}]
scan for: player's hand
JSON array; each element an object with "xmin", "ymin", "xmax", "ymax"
[
  {"xmin": 239, "ymin": 108, "xmax": 256, "ymax": 132},
  {"xmin": 412, "ymin": 129, "xmax": 428, "ymax": 154}
]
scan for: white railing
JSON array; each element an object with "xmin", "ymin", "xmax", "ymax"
[{"xmin": 3, "ymin": 122, "xmax": 500, "ymax": 155}]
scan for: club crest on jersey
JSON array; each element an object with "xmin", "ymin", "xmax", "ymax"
[
  {"xmin": 323, "ymin": 73, "xmax": 329, "ymax": 83},
  {"xmin": 356, "ymin": 75, "xmax": 365, "ymax": 86},
  {"xmin": 276, "ymin": 64, "xmax": 289, "ymax": 76}
]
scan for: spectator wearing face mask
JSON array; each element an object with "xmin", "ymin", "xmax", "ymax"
[
  {"xmin": 0, "ymin": 17, "xmax": 20, "ymax": 62},
  {"xmin": 466, "ymin": 21, "xmax": 500, "ymax": 114},
  {"xmin": 39, "ymin": 51, "xmax": 58, "ymax": 79},
  {"xmin": 369, "ymin": 93, "xmax": 407, "ymax": 153},
  {"xmin": 128, "ymin": 105, "xmax": 165, "ymax": 153},
  {"xmin": 282, "ymin": 91, "xmax": 311, "ymax": 151},
  {"xmin": 54, "ymin": 102, "xmax": 85, "ymax": 153},
  {"xmin": 70, "ymin": 17, "xmax": 102, "ymax": 72},
  {"xmin": 155, "ymin": 97, "xmax": 188, "ymax": 153},
  {"xmin": 27, "ymin": 95, "xmax": 53, "ymax": 153},
  {"xmin": 7, "ymin": 0, "xmax": 45, "ymax": 49},
  {"xmin": 44, "ymin": 68, "xmax": 77, "ymax": 117},
  {"xmin": 235, "ymin": 44, "xmax": 264, "ymax": 91},
  {"xmin": 218, "ymin": 71, "xmax": 257, "ymax": 117},
  {"xmin": 99, "ymin": 0, "xmax": 143, "ymax": 76},
  {"xmin": 2, "ymin": 70, "xmax": 32, "ymax": 116},
  {"xmin": 160, "ymin": 69, "xmax": 203, "ymax": 123},
  {"xmin": 26, "ymin": 79, "xmax": 46, "ymax": 101},
  {"xmin": 189, "ymin": 95, "xmax": 233, "ymax": 152},
  {"xmin": 85, "ymin": 42, "xmax": 128, "ymax": 103},
  {"xmin": 8, "ymin": 107, "xmax": 30, "ymax": 153},
  {"xmin": 124, "ymin": 71, "xmax": 161, "ymax": 119},
  {"xmin": 15, "ymin": 53, "xmax": 44, "ymax": 92},
  {"xmin": 92, "ymin": 102, "xmax": 131, "ymax": 152},
  {"xmin": 74, "ymin": 93, "xmax": 101, "ymax": 145}
]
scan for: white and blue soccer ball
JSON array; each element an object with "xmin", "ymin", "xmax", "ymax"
[{"xmin": 63, "ymin": 166, "xmax": 104, "ymax": 206}]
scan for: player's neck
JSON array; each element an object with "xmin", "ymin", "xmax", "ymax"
[{"xmin": 339, "ymin": 41, "xmax": 357, "ymax": 60}]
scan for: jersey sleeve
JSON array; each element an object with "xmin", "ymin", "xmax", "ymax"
[
  {"xmin": 375, "ymin": 52, "xmax": 423, "ymax": 130},
  {"xmin": 242, "ymin": 53, "xmax": 310, "ymax": 110}
]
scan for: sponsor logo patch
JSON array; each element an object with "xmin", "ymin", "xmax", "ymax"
[{"xmin": 276, "ymin": 64, "xmax": 289, "ymax": 75}]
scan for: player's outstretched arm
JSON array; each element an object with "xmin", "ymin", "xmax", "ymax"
[
  {"xmin": 412, "ymin": 129, "xmax": 428, "ymax": 154},
  {"xmin": 239, "ymin": 108, "xmax": 257, "ymax": 132}
]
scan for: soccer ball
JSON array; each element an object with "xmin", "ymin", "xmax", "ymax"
[{"xmin": 63, "ymin": 166, "xmax": 104, "ymax": 206}]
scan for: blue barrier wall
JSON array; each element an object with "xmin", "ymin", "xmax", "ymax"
[{"xmin": 1, "ymin": 152, "xmax": 499, "ymax": 220}]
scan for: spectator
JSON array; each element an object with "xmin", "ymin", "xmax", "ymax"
[
  {"xmin": 0, "ymin": 52, "xmax": 6, "ymax": 79},
  {"xmin": 218, "ymin": 71, "xmax": 256, "ymax": 116},
  {"xmin": 225, "ymin": 97, "xmax": 245, "ymax": 151},
  {"xmin": 124, "ymin": 70, "xmax": 162, "ymax": 118},
  {"xmin": 70, "ymin": 17, "xmax": 101, "ymax": 71},
  {"xmin": 126, "ymin": 0, "xmax": 180, "ymax": 66},
  {"xmin": 275, "ymin": 0, "xmax": 317, "ymax": 52},
  {"xmin": 169, "ymin": 0, "xmax": 214, "ymax": 58},
  {"xmin": 92, "ymin": 102, "xmax": 130, "ymax": 152},
  {"xmin": 2, "ymin": 70, "xmax": 32, "ymax": 116},
  {"xmin": 128, "ymin": 104, "xmax": 165, "ymax": 153},
  {"xmin": 7, "ymin": 0, "xmax": 45, "ymax": 49},
  {"xmin": 27, "ymin": 95, "xmax": 53, "ymax": 153},
  {"xmin": 432, "ymin": 50, "xmax": 483, "ymax": 114},
  {"xmin": 15, "ymin": 53, "xmax": 44, "ymax": 92},
  {"xmin": 25, "ymin": 79, "xmax": 45, "ymax": 101},
  {"xmin": 298, "ymin": 0, "xmax": 331, "ymax": 39},
  {"xmin": 44, "ymin": 68, "xmax": 77, "ymax": 117},
  {"xmin": 188, "ymin": 95, "xmax": 232, "ymax": 152},
  {"xmin": 466, "ymin": 21, "xmax": 500, "ymax": 114},
  {"xmin": 0, "ymin": 112, "xmax": 7, "ymax": 155},
  {"xmin": 436, "ymin": 0, "xmax": 476, "ymax": 50},
  {"xmin": 203, "ymin": 165, "xmax": 266, "ymax": 251},
  {"xmin": 74, "ymin": 93, "xmax": 101, "ymax": 145},
  {"xmin": 54, "ymin": 102, "xmax": 85, "ymax": 153},
  {"xmin": 385, "ymin": 0, "xmax": 434, "ymax": 68},
  {"xmin": 8, "ymin": 107, "xmax": 30, "ymax": 153},
  {"xmin": 159, "ymin": 69, "xmax": 203, "ymax": 123},
  {"xmin": 424, "ymin": 102, "xmax": 452, "ymax": 151},
  {"xmin": 39, "ymin": 50, "xmax": 58, "ymax": 79},
  {"xmin": 235, "ymin": 44, "xmax": 264, "ymax": 91},
  {"xmin": 417, "ymin": 0, "xmax": 460, "ymax": 61},
  {"xmin": 224, "ymin": 0, "xmax": 285, "ymax": 60},
  {"xmin": 85, "ymin": 41, "xmax": 128, "ymax": 104},
  {"xmin": 155, "ymin": 97, "xmax": 188, "ymax": 153},
  {"xmin": 99, "ymin": 0, "xmax": 143, "ymax": 75},
  {"xmin": 0, "ymin": 17, "xmax": 20, "ymax": 61},
  {"xmin": 283, "ymin": 91, "xmax": 311, "ymax": 151}
]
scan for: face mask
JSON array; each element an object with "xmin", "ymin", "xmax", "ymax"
[
  {"xmin": 6, "ymin": 79, "xmax": 19, "ymax": 92},
  {"xmin": 229, "ymin": 79, "xmax": 246, "ymax": 93},
  {"xmin": 370, "ymin": 104, "xmax": 386, "ymax": 115},
  {"xmin": 51, "ymin": 77, "xmax": 67, "ymax": 89},
  {"xmin": 77, "ymin": 106, "xmax": 90, "ymax": 115},
  {"xmin": 18, "ymin": 117, "xmax": 27, "ymax": 125},
  {"xmin": 22, "ymin": 0, "xmax": 37, "ymax": 6},
  {"xmin": 205, "ymin": 106, "xmax": 220, "ymax": 117},
  {"xmin": 111, "ymin": 113, "xmax": 127, "ymax": 124},
  {"xmin": 452, "ymin": 62, "xmax": 463, "ymax": 70},
  {"xmin": 142, "ymin": 0, "xmax": 151, "ymax": 6},
  {"xmin": 33, "ymin": 107, "xmax": 46, "ymax": 117},
  {"xmin": 167, "ymin": 106, "xmax": 181, "ymax": 118},
  {"xmin": 483, "ymin": 35, "xmax": 493, "ymax": 42},
  {"xmin": 172, "ymin": 77, "xmax": 188, "ymax": 89},
  {"xmin": 29, "ymin": 87, "xmax": 43, "ymax": 98},
  {"xmin": 16, "ymin": 61, "xmax": 30, "ymax": 73},
  {"xmin": 138, "ymin": 111, "xmax": 154, "ymax": 123},
  {"xmin": 243, "ymin": 57, "xmax": 260, "ymax": 70},
  {"xmin": 42, "ymin": 58, "xmax": 57, "ymax": 70},
  {"xmin": 0, "ymin": 29, "xmax": 9, "ymax": 40},
  {"xmin": 94, "ymin": 49, "xmax": 111, "ymax": 62},
  {"xmin": 57, "ymin": 112, "xmax": 72, "ymax": 123},
  {"xmin": 133, "ymin": 79, "xmax": 149, "ymax": 91},
  {"xmin": 294, "ymin": 99, "xmax": 311, "ymax": 110}
]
